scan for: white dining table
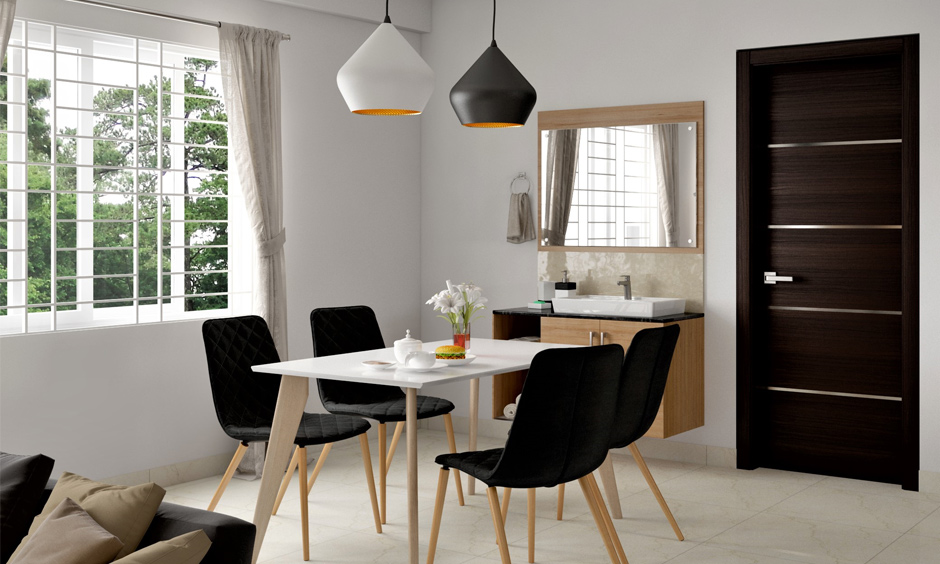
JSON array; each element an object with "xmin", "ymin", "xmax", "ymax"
[{"xmin": 250, "ymin": 337, "xmax": 574, "ymax": 564}]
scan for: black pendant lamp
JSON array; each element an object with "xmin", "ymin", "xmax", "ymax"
[{"xmin": 450, "ymin": 0, "xmax": 537, "ymax": 128}]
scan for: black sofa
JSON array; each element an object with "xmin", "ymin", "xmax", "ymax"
[{"xmin": 37, "ymin": 481, "xmax": 256, "ymax": 564}]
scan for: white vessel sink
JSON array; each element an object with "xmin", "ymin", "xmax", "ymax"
[{"xmin": 552, "ymin": 295, "xmax": 686, "ymax": 318}]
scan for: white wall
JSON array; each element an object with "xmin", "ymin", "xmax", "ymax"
[
  {"xmin": 420, "ymin": 0, "xmax": 940, "ymax": 472},
  {"xmin": 1, "ymin": 0, "xmax": 425, "ymax": 478}
]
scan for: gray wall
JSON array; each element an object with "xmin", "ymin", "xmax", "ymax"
[{"xmin": 419, "ymin": 0, "xmax": 940, "ymax": 472}]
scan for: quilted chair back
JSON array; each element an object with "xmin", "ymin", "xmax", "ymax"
[
  {"xmin": 485, "ymin": 344, "xmax": 624, "ymax": 488},
  {"xmin": 310, "ymin": 306, "xmax": 403, "ymax": 406},
  {"xmin": 609, "ymin": 325, "xmax": 681, "ymax": 449},
  {"xmin": 202, "ymin": 316, "xmax": 282, "ymax": 434}
]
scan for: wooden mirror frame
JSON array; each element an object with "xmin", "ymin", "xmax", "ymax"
[{"xmin": 537, "ymin": 101, "xmax": 705, "ymax": 254}]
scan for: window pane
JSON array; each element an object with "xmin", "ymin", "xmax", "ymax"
[
  {"xmin": 93, "ymin": 221, "xmax": 134, "ymax": 247},
  {"xmin": 139, "ymin": 41, "xmax": 160, "ymax": 65},
  {"xmin": 94, "ymin": 193, "xmax": 135, "ymax": 220},
  {"xmin": 27, "ymin": 192, "xmax": 51, "ymax": 307},
  {"xmin": 26, "ymin": 22, "xmax": 53, "ymax": 50},
  {"xmin": 57, "ymin": 54, "xmax": 137, "ymax": 89},
  {"xmin": 94, "ymin": 248, "xmax": 133, "ymax": 275},
  {"xmin": 56, "ymin": 27, "xmax": 136, "ymax": 62}
]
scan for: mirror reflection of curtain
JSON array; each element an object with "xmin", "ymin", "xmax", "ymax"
[
  {"xmin": 0, "ymin": 0, "xmax": 16, "ymax": 63},
  {"xmin": 653, "ymin": 124, "xmax": 679, "ymax": 247},
  {"xmin": 543, "ymin": 128, "xmax": 581, "ymax": 246}
]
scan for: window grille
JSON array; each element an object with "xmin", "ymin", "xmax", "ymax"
[{"xmin": 1, "ymin": 20, "xmax": 251, "ymax": 334}]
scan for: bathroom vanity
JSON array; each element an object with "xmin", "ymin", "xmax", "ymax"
[{"xmin": 492, "ymin": 308, "xmax": 704, "ymax": 438}]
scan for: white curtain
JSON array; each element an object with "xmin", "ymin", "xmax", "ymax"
[
  {"xmin": 542, "ymin": 129, "xmax": 581, "ymax": 246},
  {"xmin": 218, "ymin": 23, "xmax": 288, "ymax": 357},
  {"xmin": 219, "ymin": 23, "xmax": 288, "ymax": 481},
  {"xmin": 653, "ymin": 124, "xmax": 678, "ymax": 247},
  {"xmin": 1, "ymin": 0, "xmax": 16, "ymax": 64}
]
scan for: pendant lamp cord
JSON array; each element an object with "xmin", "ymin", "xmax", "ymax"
[
  {"xmin": 384, "ymin": 0, "xmax": 391, "ymax": 23},
  {"xmin": 491, "ymin": 0, "xmax": 497, "ymax": 46}
]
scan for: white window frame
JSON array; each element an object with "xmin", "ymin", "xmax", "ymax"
[{"xmin": 1, "ymin": 19, "xmax": 252, "ymax": 334}]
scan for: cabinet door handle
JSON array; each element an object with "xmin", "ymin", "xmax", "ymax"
[
  {"xmin": 588, "ymin": 331, "xmax": 595, "ymax": 346},
  {"xmin": 599, "ymin": 332, "xmax": 606, "ymax": 345}
]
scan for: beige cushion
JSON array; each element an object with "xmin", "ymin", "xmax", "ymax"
[
  {"xmin": 11, "ymin": 472, "xmax": 166, "ymax": 560},
  {"xmin": 9, "ymin": 497, "xmax": 124, "ymax": 564},
  {"xmin": 114, "ymin": 530, "xmax": 212, "ymax": 564}
]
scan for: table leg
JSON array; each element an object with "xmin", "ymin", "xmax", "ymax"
[
  {"xmin": 597, "ymin": 452, "xmax": 623, "ymax": 519},
  {"xmin": 406, "ymin": 387, "xmax": 418, "ymax": 564},
  {"xmin": 251, "ymin": 375, "xmax": 308, "ymax": 564},
  {"xmin": 468, "ymin": 377, "xmax": 479, "ymax": 496}
]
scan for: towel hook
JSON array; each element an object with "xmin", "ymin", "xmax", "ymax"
[{"xmin": 510, "ymin": 172, "xmax": 531, "ymax": 195}]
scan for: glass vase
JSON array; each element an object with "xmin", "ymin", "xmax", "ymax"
[{"xmin": 452, "ymin": 322, "xmax": 470, "ymax": 351}]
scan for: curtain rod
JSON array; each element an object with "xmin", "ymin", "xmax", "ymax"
[{"xmin": 63, "ymin": 0, "xmax": 291, "ymax": 41}]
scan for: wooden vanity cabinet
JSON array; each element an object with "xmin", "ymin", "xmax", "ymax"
[{"xmin": 493, "ymin": 311, "xmax": 704, "ymax": 439}]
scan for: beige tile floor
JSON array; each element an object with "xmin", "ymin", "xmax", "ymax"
[{"xmin": 165, "ymin": 429, "xmax": 940, "ymax": 564}]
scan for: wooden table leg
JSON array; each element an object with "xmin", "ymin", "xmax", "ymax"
[
  {"xmin": 597, "ymin": 452, "xmax": 623, "ymax": 519},
  {"xmin": 251, "ymin": 375, "xmax": 308, "ymax": 564},
  {"xmin": 406, "ymin": 388, "xmax": 418, "ymax": 564},
  {"xmin": 468, "ymin": 378, "xmax": 479, "ymax": 496}
]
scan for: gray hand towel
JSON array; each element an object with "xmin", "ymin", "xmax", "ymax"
[{"xmin": 507, "ymin": 192, "xmax": 536, "ymax": 244}]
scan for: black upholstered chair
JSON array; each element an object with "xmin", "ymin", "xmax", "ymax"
[
  {"xmin": 426, "ymin": 344, "xmax": 626, "ymax": 564},
  {"xmin": 309, "ymin": 305, "xmax": 464, "ymax": 524},
  {"xmin": 551, "ymin": 325, "xmax": 684, "ymax": 562},
  {"xmin": 201, "ymin": 315, "xmax": 382, "ymax": 561}
]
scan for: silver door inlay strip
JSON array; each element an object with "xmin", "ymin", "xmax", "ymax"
[
  {"xmin": 768, "ymin": 225, "xmax": 902, "ymax": 230},
  {"xmin": 763, "ymin": 386, "xmax": 901, "ymax": 402},
  {"xmin": 768, "ymin": 306, "xmax": 902, "ymax": 316},
  {"xmin": 768, "ymin": 139, "xmax": 902, "ymax": 148}
]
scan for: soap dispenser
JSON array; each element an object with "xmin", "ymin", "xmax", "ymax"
[
  {"xmin": 555, "ymin": 270, "xmax": 577, "ymax": 298},
  {"xmin": 394, "ymin": 330, "xmax": 423, "ymax": 364}
]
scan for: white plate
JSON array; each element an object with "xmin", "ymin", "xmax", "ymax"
[
  {"xmin": 361, "ymin": 360, "xmax": 397, "ymax": 370},
  {"xmin": 438, "ymin": 354, "xmax": 477, "ymax": 367},
  {"xmin": 397, "ymin": 361, "xmax": 446, "ymax": 373}
]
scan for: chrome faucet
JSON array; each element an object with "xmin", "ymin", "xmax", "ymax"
[{"xmin": 617, "ymin": 275, "xmax": 632, "ymax": 300}]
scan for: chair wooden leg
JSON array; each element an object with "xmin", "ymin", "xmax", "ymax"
[
  {"xmin": 527, "ymin": 488, "xmax": 536, "ymax": 564},
  {"xmin": 208, "ymin": 442, "xmax": 248, "ymax": 511},
  {"xmin": 578, "ymin": 476, "xmax": 620, "ymax": 564},
  {"xmin": 359, "ymin": 434, "xmax": 382, "ymax": 534},
  {"xmin": 385, "ymin": 421, "xmax": 404, "ymax": 475},
  {"xmin": 426, "ymin": 468, "xmax": 450, "ymax": 564},
  {"xmin": 496, "ymin": 487, "xmax": 512, "ymax": 546},
  {"xmin": 501, "ymin": 487, "xmax": 512, "ymax": 522},
  {"xmin": 298, "ymin": 447, "xmax": 309, "ymax": 561},
  {"xmin": 629, "ymin": 443, "xmax": 684, "ymax": 541},
  {"xmin": 598, "ymin": 453, "xmax": 623, "ymax": 519},
  {"xmin": 305, "ymin": 443, "xmax": 333, "ymax": 495},
  {"xmin": 273, "ymin": 446, "xmax": 300, "ymax": 515},
  {"xmin": 588, "ymin": 473, "xmax": 628, "ymax": 564},
  {"xmin": 378, "ymin": 422, "xmax": 387, "ymax": 525},
  {"xmin": 487, "ymin": 487, "xmax": 512, "ymax": 564},
  {"xmin": 557, "ymin": 483, "xmax": 565, "ymax": 520},
  {"xmin": 442, "ymin": 413, "xmax": 465, "ymax": 506}
]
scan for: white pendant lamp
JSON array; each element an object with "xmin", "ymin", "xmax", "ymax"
[{"xmin": 337, "ymin": 0, "xmax": 434, "ymax": 115}]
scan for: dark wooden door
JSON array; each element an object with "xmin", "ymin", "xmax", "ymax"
[{"xmin": 737, "ymin": 36, "xmax": 919, "ymax": 489}]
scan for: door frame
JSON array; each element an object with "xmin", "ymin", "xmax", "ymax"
[{"xmin": 736, "ymin": 35, "xmax": 920, "ymax": 490}]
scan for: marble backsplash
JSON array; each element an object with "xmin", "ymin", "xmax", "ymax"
[{"xmin": 538, "ymin": 251, "xmax": 704, "ymax": 313}]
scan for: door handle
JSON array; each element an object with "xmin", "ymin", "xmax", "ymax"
[
  {"xmin": 764, "ymin": 271, "xmax": 794, "ymax": 284},
  {"xmin": 588, "ymin": 331, "xmax": 595, "ymax": 346},
  {"xmin": 599, "ymin": 332, "xmax": 606, "ymax": 345}
]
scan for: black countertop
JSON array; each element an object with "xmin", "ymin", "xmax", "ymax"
[{"xmin": 492, "ymin": 307, "xmax": 704, "ymax": 324}]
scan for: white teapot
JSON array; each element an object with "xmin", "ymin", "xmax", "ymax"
[{"xmin": 394, "ymin": 330, "xmax": 423, "ymax": 364}]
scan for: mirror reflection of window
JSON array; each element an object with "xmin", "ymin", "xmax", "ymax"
[{"xmin": 540, "ymin": 121, "xmax": 697, "ymax": 249}]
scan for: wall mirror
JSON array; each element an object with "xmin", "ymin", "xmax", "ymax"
[{"xmin": 538, "ymin": 101, "xmax": 704, "ymax": 253}]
